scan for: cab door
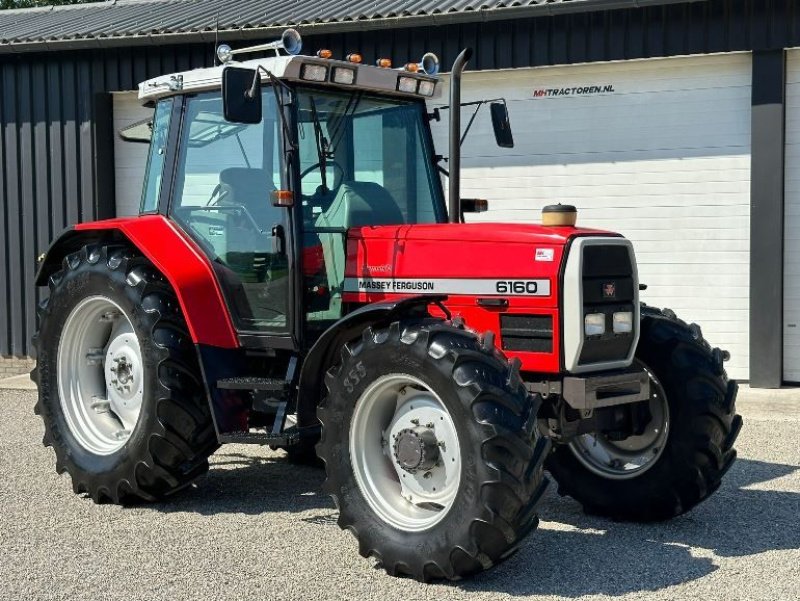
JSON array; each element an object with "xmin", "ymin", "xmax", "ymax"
[{"xmin": 167, "ymin": 90, "xmax": 294, "ymax": 340}]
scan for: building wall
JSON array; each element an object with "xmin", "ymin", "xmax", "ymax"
[
  {"xmin": 0, "ymin": 0, "xmax": 797, "ymax": 363},
  {"xmin": 431, "ymin": 54, "xmax": 753, "ymax": 378}
]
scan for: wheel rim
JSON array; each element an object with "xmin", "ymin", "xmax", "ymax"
[
  {"xmin": 57, "ymin": 296, "xmax": 144, "ymax": 456},
  {"xmin": 349, "ymin": 374, "xmax": 461, "ymax": 532},
  {"xmin": 568, "ymin": 362, "xmax": 669, "ymax": 480}
]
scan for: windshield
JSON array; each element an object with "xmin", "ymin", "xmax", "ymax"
[{"xmin": 295, "ymin": 87, "xmax": 446, "ymax": 229}]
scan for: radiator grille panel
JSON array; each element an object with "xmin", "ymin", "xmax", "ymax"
[{"xmin": 501, "ymin": 314, "xmax": 553, "ymax": 353}]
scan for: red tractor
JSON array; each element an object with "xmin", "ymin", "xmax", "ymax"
[{"xmin": 31, "ymin": 30, "xmax": 741, "ymax": 581}]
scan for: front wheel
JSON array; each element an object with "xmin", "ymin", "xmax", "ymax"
[
  {"xmin": 316, "ymin": 320, "xmax": 550, "ymax": 581},
  {"xmin": 546, "ymin": 306, "xmax": 742, "ymax": 521}
]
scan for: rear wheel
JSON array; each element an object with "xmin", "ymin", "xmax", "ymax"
[
  {"xmin": 32, "ymin": 244, "xmax": 218, "ymax": 503},
  {"xmin": 316, "ymin": 320, "xmax": 550, "ymax": 581},
  {"xmin": 546, "ymin": 306, "xmax": 742, "ymax": 521}
]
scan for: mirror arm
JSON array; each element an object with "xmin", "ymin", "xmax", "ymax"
[
  {"xmin": 246, "ymin": 65, "xmax": 297, "ymax": 152},
  {"xmin": 460, "ymin": 102, "xmax": 483, "ymax": 146}
]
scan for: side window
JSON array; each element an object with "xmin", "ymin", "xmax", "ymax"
[{"xmin": 139, "ymin": 98, "xmax": 174, "ymax": 213}]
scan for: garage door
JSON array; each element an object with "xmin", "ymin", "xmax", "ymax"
[
  {"xmin": 113, "ymin": 92, "xmax": 153, "ymax": 216},
  {"xmin": 431, "ymin": 54, "xmax": 752, "ymax": 379},
  {"xmin": 783, "ymin": 51, "xmax": 800, "ymax": 382}
]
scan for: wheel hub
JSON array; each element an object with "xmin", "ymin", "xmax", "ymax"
[
  {"xmin": 57, "ymin": 295, "xmax": 144, "ymax": 455},
  {"xmin": 349, "ymin": 374, "xmax": 461, "ymax": 532},
  {"xmin": 110, "ymin": 355, "xmax": 134, "ymax": 393},
  {"xmin": 393, "ymin": 426, "xmax": 440, "ymax": 473}
]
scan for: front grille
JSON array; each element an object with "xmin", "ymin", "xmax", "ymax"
[
  {"xmin": 579, "ymin": 244, "xmax": 635, "ymax": 365},
  {"xmin": 501, "ymin": 314, "xmax": 553, "ymax": 353}
]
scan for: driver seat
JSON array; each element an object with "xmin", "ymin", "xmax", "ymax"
[{"xmin": 216, "ymin": 167, "xmax": 276, "ymax": 230}]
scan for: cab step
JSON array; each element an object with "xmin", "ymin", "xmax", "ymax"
[{"xmin": 216, "ymin": 377, "xmax": 289, "ymax": 392}]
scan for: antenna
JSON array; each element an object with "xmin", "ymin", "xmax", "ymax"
[
  {"xmin": 217, "ymin": 28, "xmax": 302, "ymax": 64},
  {"xmin": 213, "ymin": 11, "xmax": 220, "ymax": 66}
]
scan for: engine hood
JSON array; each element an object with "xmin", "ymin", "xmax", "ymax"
[{"xmin": 348, "ymin": 222, "xmax": 613, "ymax": 245}]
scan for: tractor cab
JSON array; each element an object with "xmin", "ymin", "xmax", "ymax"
[{"xmin": 135, "ymin": 34, "xmax": 446, "ymax": 347}]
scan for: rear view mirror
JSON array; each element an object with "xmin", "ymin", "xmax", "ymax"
[
  {"xmin": 222, "ymin": 67, "xmax": 262, "ymax": 124},
  {"xmin": 490, "ymin": 101, "xmax": 514, "ymax": 148}
]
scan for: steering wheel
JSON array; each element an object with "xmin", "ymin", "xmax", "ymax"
[{"xmin": 300, "ymin": 161, "xmax": 344, "ymax": 187}]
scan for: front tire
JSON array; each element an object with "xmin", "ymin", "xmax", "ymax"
[
  {"xmin": 316, "ymin": 320, "xmax": 550, "ymax": 581},
  {"xmin": 32, "ymin": 244, "xmax": 218, "ymax": 503},
  {"xmin": 546, "ymin": 305, "xmax": 742, "ymax": 521}
]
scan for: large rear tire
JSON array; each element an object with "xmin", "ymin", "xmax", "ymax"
[
  {"xmin": 32, "ymin": 244, "xmax": 218, "ymax": 503},
  {"xmin": 546, "ymin": 305, "xmax": 742, "ymax": 521},
  {"xmin": 316, "ymin": 320, "xmax": 550, "ymax": 581}
]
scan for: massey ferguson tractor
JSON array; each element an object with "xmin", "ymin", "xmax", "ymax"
[{"xmin": 31, "ymin": 29, "xmax": 742, "ymax": 581}]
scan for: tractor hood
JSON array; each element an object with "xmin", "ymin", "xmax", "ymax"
[
  {"xmin": 344, "ymin": 222, "xmax": 620, "ymax": 288},
  {"xmin": 349, "ymin": 222, "xmax": 609, "ymax": 245},
  {"xmin": 342, "ymin": 222, "xmax": 632, "ymax": 375}
]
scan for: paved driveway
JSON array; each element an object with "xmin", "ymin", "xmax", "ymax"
[{"xmin": 1, "ymin": 388, "xmax": 798, "ymax": 601}]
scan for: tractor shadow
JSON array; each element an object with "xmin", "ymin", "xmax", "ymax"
[
  {"xmin": 145, "ymin": 448, "xmax": 799, "ymax": 597},
  {"xmin": 149, "ymin": 448, "xmax": 331, "ymax": 516},
  {"xmin": 460, "ymin": 457, "xmax": 800, "ymax": 597}
]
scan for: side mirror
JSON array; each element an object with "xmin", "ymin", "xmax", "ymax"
[
  {"xmin": 222, "ymin": 66, "xmax": 262, "ymax": 124},
  {"xmin": 490, "ymin": 101, "xmax": 514, "ymax": 148}
]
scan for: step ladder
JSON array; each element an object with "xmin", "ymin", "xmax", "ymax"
[{"xmin": 215, "ymin": 357, "xmax": 299, "ymax": 445}]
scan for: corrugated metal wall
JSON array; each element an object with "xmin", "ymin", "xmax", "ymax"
[{"xmin": 0, "ymin": 0, "xmax": 797, "ymax": 356}]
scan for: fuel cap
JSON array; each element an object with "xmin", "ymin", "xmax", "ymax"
[{"xmin": 542, "ymin": 204, "xmax": 577, "ymax": 227}]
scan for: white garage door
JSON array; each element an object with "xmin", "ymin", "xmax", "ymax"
[
  {"xmin": 783, "ymin": 51, "xmax": 800, "ymax": 382},
  {"xmin": 432, "ymin": 53, "xmax": 752, "ymax": 379},
  {"xmin": 113, "ymin": 92, "xmax": 153, "ymax": 216}
]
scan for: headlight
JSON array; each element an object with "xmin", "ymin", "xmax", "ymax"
[
  {"xmin": 397, "ymin": 76, "xmax": 418, "ymax": 93},
  {"xmin": 613, "ymin": 311, "xmax": 633, "ymax": 334},
  {"xmin": 584, "ymin": 313, "xmax": 605, "ymax": 336},
  {"xmin": 300, "ymin": 64, "xmax": 328, "ymax": 82}
]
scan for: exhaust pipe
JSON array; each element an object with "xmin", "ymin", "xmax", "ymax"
[{"xmin": 448, "ymin": 47, "xmax": 473, "ymax": 223}]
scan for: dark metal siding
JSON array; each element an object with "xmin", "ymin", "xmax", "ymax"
[{"xmin": 0, "ymin": 0, "xmax": 798, "ymax": 356}]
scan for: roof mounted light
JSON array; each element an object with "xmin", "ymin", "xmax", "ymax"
[
  {"xmin": 376, "ymin": 58, "xmax": 392, "ymax": 68},
  {"xmin": 316, "ymin": 49, "xmax": 333, "ymax": 59},
  {"xmin": 347, "ymin": 52, "xmax": 363, "ymax": 64},
  {"xmin": 301, "ymin": 63, "xmax": 328, "ymax": 82},
  {"xmin": 404, "ymin": 63, "xmax": 419, "ymax": 73}
]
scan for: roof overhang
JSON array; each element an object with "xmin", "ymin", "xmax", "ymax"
[{"xmin": 0, "ymin": 0, "xmax": 710, "ymax": 55}]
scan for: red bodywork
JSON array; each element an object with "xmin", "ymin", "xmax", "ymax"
[
  {"xmin": 73, "ymin": 215, "xmax": 609, "ymax": 374},
  {"xmin": 75, "ymin": 216, "xmax": 239, "ymax": 349},
  {"xmin": 343, "ymin": 223, "xmax": 608, "ymax": 374}
]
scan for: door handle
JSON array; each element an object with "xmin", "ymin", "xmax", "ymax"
[
  {"xmin": 271, "ymin": 224, "xmax": 286, "ymax": 255},
  {"xmin": 477, "ymin": 297, "xmax": 509, "ymax": 308}
]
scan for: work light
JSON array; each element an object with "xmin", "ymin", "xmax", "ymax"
[{"xmin": 300, "ymin": 64, "xmax": 328, "ymax": 82}]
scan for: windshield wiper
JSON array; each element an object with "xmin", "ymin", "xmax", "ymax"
[{"xmin": 309, "ymin": 96, "xmax": 329, "ymax": 192}]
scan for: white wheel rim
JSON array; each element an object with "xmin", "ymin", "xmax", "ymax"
[
  {"xmin": 57, "ymin": 296, "xmax": 144, "ymax": 455},
  {"xmin": 569, "ymin": 362, "xmax": 670, "ymax": 480},
  {"xmin": 349, "ymin": 374, "xmax": 461, "ymax": 532}
]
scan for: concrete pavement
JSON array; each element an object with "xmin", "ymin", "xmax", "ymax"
[{"xmin": 0, "ymin": 384, "xmax": 798, "ymax": 600}]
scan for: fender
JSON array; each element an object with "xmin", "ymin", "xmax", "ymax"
[
  {"xmin": 36, "ymin": 215, "xmax": 239, "ymax": 349},
  {"xmin": 296, "ymin": 294, "xmax": 446, "ymax": 433}
]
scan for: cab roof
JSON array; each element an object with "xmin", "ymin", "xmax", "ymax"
[{"xmin": 138, "ymin": 54, "xmax": 442, "ymax": 104}]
